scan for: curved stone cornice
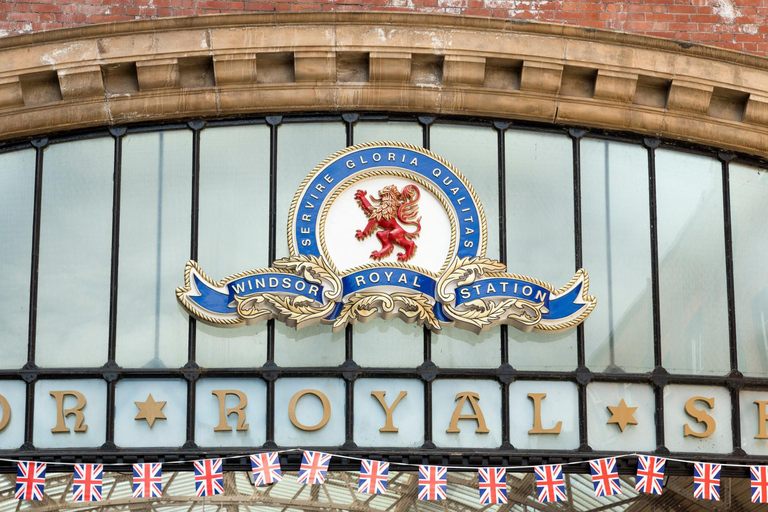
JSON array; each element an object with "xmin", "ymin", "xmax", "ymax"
[{"xmin": 0, "ymin": 12, "xmax": 767, "ymax": 157}]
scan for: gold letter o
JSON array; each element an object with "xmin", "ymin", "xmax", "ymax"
[
  {"xmin": 288, "ymin": 389, "xmax": 331, "ymax": 431},
  {"xmin": 0, "ymin": 394, "xmax": 10, "ymax": 432}
]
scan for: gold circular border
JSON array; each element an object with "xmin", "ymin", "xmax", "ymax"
[
  {"xmin": 318, "ymin": 168, "xmax": 458, "ymax": 278},
  {"xmin": 287, "ymin": 141, "xmax": 488, "ymax": 266}
]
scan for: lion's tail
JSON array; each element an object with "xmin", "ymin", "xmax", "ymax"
[{"xmin": 398, "ymin": 185, "xmax": 422, "ymax": 240}]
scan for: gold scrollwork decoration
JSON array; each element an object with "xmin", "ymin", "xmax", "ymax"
[
  {"xmin": 436, "ymin": 257, "xmax": 507, "ymax": 304},
  {"xmin": 332, "ymin": 291, "xmax": 440, "ymax": 332}
]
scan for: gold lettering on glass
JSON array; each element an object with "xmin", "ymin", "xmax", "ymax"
[
  {"xmin": 446, "ymin": 391, "xmax": 489, "ymax": 434},
  {"xmin": 288, "ymin": 389, "xmax": 331, "ymax": 431},
  {"xmin": 371, "ymin": 391, "xmax": 407, "ymax": 433},
  {"xmin": 50, "ymin": 390, "xmax": 88, "ymax": 434},
  {"xmin": 527, "ymin": 393, "xmax": 562, "ymax": 435},
  {"xmin": 683, "ymin": 396, "xmax": 716, "ymax": 438},
  {"xmin": 211, "ymin": 390, "xmax": 249, "ymax": 432}
]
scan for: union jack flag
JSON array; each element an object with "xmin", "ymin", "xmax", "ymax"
[
  {"xmin": 194, "ymin": 459, "xmax": 224, "ymax": 497},
  {"xmin": 359, "ymin": 460, "xmax": 389, "ymax": 494},
  {"xmin": 250, "ymin": 453, "xmax": 283, "ymax": 486},
  {"xmin": 589, "ymin": 458, "xmax": 622, "ymax": 497},
  {"xmin": 635, "ymin": 456, "xmax": 665, "ymax": 495},
  {"xmin": 750, "ymin": 466, "xmax": 768, "ymax": 503},
  {"xmin": 72, "ymin": 464, "xmax": 103, "ymax": 502},
  {"xmin": 14, "ymin": 462, "xmax": 46, "ymax": 501},
  {"xmin": 298, "ymin": 452, "xmax": 332, "ymax": 485},
  {"xmin": 693, "ymin": 463, "xmax": 720, "ymax": 501},
  {"xmin": 418, "ymin": 466, "xmax": 447, "ymax": 501},
  {"xmin": 132, "ymin": 463, "xmax": 162, "ymax": 499},
  {"xmin": 534, "ymin": 465, "xmax": 567, "ymax": 503},
  {"xmin": 478, "ymin": 468, "xmax": 507, "ymax": 504}
]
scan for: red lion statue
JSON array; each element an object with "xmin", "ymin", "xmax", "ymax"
[{"xmin": 354, "ymin": 184, "xmax": 422, "ymax": 262}]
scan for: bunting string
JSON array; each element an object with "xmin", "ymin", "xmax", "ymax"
[{"xmin": 8, "ymin": 449, "xmax": 768, "ymax": 505}]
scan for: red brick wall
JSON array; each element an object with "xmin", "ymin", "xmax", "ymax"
[{"xmin": 1, "ymin": 0, "xmax": 767, "ymax": 56}]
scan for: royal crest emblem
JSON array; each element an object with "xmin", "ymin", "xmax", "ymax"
[
  {"xmin": 177, "ymin": 142, "xmax": 596, "ymax": 333},
  {"xmin": 354, "ymin": 184, "xmax": 421, "ymax": 262}
]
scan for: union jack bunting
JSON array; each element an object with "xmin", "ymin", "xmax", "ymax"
[
  {"xmin": 635, "ymin": 456, "xmax": 665, "ymax": 495},
  {"xmin": 250, "ymin": 453, "xmax": 283, "ymax": 486},
  {"xmin": 14, "ymin": 462, "xmax": 46, "ymax": 501},
  {"xmin": 693, "ymin": 463, "xmax": 721, "ymax": 501},
  {"xmin": 72, "ymin": 464, "xmax": 103, "ymax": 502},
  {"xmin": 194, "ymin": 459, "xmax": 224, "ymax": 497},
  {"xmin": 534, "ymin": 465, "xmax": 567, "ymax": 503},
  {"xmin": 478, "ymin": 468, "xmax": 507, "ymax": 504},
  {"xmin": 298, "ymin": 452, "xmax": 332, "ymax": 485},
  {"xmin": 750, "ymin": 466, "xmax": 768, "ymax": 503},
  {"xmin": 589, "ymin": 458, "xmax": 622, "ymax": 498},
  {"xmin": 418, "ymin": 466, "xmax": 447, "ymax": 501},
  {"xmin": 132, "ymin": 463, "xmax": 162, "ymax": 499},
  {"xmin": 359, "ymin": 460, "xmax": 389, "ymax": 494}
]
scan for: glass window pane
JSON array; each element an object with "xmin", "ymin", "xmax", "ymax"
[
  {"xmin": 663, "ymin": 384, "xmax": 731, "ymax": 453},
  {"xmin": 586, "ymin": 382, "xmax": 655, "ymax": 452},
  {"xmin": 0, "ymin": 381, "xmax": 26, "ymax": 449},
  {"xmin": 116, "ymin": 131, "xmax": 191, "ymax": 369},
  {"xmin": 354, "ymin": 121, "xmax": 422, "ymax": 146},
  {"xmin": 430, "ymin": 124, "xmax": 499, "ymax": 259},
  {"xmin": 195, "ymin": 378, "xmax": 266, "ymax": 447},
  {"xmin": 354, "ymin": 378, "xmax": 424, "ymax": 447},
  {"xmin": 740, "ymin": 389, "xmax": 768, "ymax": 456},
  {"xmin": 509, "ymin": 380, "xmax": 579, "ymax": 450},
  {"xmin": 432, "ymin": 379, "xmax": 502, "ymax": 448},
  {"xmin": 275, "ymin": 122, "xmax": 346, "ymax": 259},
  {"xmin": 581, "ymin": 139, "xmax": 654, "ymax": 373},
  {"xmin": 114, "ymin": 379, "xmax": 187, "ymax": 447},
  {"xmin": 431, "ymin": 327, "xmax": 499, "ymax": 368},
  {"xmin": 274, "ymin": 378, "xmax": 345, "ymax": 447},
  {"xmin": 274, "ymin": 322, "xmax": 344, "ymax": 367},
  {"xmin": 36, "ymin": 138, "xmax": 113, "ymax": 368},
  {"xmin": 656, "ymin": 150, "xmax": 728, "ymax": 376},
  {"xmin": 730, "ymin": 164, "xmax": 768, "ymax": 377},
  {"xmin": 196, "ymin": 125, "xmax": 271, "ymax": 368},
  {"xmin": 33, "ymin": 379, "xmax": 106, "ymax": 448},
  {"xmin": 506, "ymin": 131, "xmax": 576, "ymax": 370},
  {"xmin": 0, "ymin": 149, "xmax": 35, "ymax": 369},
  {"xmin": 354, "ymin": 319, "xmax": 422, "ymax": 368}
]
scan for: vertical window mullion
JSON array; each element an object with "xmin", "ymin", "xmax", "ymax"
[
  {"xmin": 569, "ymin": 128, "xmax": 590, "ymax": 451},
  {"xmin": 343, "ymin": 113, "xmax": 358, "ymax": 449},
  {"xmin": 104, "ymin": 127, "xmax": 127, "ymax": 448},
  {"xmin": 264, "ymin": 115, "xmax": 282, "ymax": 448},
  {"xmin": 22, "ymin": 137, "xmax": 48, "ymax": 448},
  {"xmin": 644, "ymin": 137, "xmax": 667, "ymax": 454},
  {"xmin": 419, "ymin": 115, "xmax": 435, "ymax": 449}
]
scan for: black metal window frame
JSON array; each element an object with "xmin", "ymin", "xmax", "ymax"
[{"xmin": 1, "ymin": 112, "xmax": 767, "ymax": 477}]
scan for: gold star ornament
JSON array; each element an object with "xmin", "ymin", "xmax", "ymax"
[
  {"xmin": 135, "ymin": 394, "xmax": 167, "ymax": 428},
  {"xmin": 606, "ymin": 399, "xmax": 638, "ymax": 432}
]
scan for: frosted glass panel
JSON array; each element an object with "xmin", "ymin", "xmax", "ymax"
[
  {"xmin": 431, "ymin": 327, "xmax": 499, "ymax": 368},
  {"xmin": 656, "ymin": 150, "xmax": 728, "ymax": 375},
  {"xmin": 740, "ymin": 389, "xmax": 768, "ymax": 456},
  {"xmin": 274, "ymin": 378, "xmax": 345, "ymax": 446},
  {"xmin": 509, "ymin": 380, "xmax": 579, "ymax": 450},
  {"xmin": 505, "ymin": 131, "xmax": 576, "ymax": 370},
  {"xmin": 354, "ymin": 379, "xmax": 424, "ymax": 447},
  {"xmin": 663, "ymin": 384, "xmax": 731, "ymax": 453},
  {"xmin": 730, "ymin": 164, "xmax": 768, "ymax": 377},
  {"xmin": 116, "ymin": 131, "xmax": 191, "ymax": 369},
  {"xmin": 586, "ymin": 382, "xmax": 655, "ymax": 452},
  {"xmin": 114, "ymin": 379, "xmax": 186, "ymax": 447},
  {"xmin": 354, "ymin": 122, "xmax": 422, "ymax": 146},
  {"xmin": 354, "ymin": 319, "xmax": 422, "ymax": 368},
  {"xmin": 196, "ymin": 125, "xmax": 271, "ymax": 368},
  {"xmin": 36, "ymin": 138, "xmax": 113, "ymax": 368},
  {"xmin": 275, "ymin": 122, "xmax": 346, "ymax": 259},
  {"xmin": 274, "ymin": 323, "xmax": 344, "ymax": 367},
  {"xmin": 0, "ymin": 381, "xmax": 26, "ymax": 449},
  {"xmin": 431, "ymin": 124, "xmax": 499, "ymax": 259},
  {"xmin": 0, "ymin": 149, "xmax": 35, "ymax": 369},
  {"xmin": 195, "ymin": 378, "xmax": 266, "ymax": 447},
  {"xmin": 34, "ymin": 379, "xmax": 106, "ymax": 448},
  {"xmin": 581, "ymin": 140, "xmax": 654, "ymax": 373},
  {"xmin": 432, "ymin": 379, "xmax": 502, "ymax": 448}
]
